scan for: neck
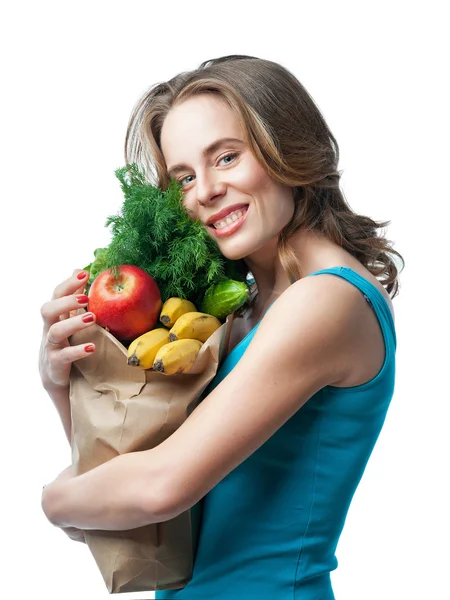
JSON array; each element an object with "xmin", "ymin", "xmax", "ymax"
[{"xmin": 243, "ymin": 228, "xmax": 337, "ymax": 312}]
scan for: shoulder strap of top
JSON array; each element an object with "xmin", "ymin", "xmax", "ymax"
[{"xmin": 307, "ymin": 266, "xmax": 397, "ymax": 352}]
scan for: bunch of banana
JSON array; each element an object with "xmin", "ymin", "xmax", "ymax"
[
  {"xmin": 126, "ymin": 300, "xmax": 222, "ymax": 375},
  {"xmin": 127, "ymin": 330, "xmax": 203, "ymax": 375}
]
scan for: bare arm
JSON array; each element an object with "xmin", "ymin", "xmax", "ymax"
[
  {"xmin": 42, "ymin": 453, "xmax": 168, "ymax": 530},
  {"xmin": 43, "ymin": 384, "xmax": 73, "ymax": 444}
]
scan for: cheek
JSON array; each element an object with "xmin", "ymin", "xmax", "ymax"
[
  {"xmin": 180, "ymin": 192, "xmax": 198, "ymax": 220},
  {"xmin": 257, "ymin": 180, "xmax": 295, "ymax": 219},
  {"xmin": 236, "ymin": 160, "xmax": 266, "ymax": 189},
  {"xmin": 239, "ymin": 162, "xmax": 289, "ymax": 207}
]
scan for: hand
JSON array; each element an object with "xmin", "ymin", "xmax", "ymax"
[{"xmin": 39, "ymin": 269, "xmax": 97, "ymax": 391}]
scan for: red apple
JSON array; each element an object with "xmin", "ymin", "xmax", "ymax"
[{"xmin": 88, "ymin": 265, "xmax": 162, "ymax": 341}]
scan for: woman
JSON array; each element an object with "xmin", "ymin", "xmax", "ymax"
[{"xmin": 40, "ymin": 55, "xmax": 404, "ymax": 599}]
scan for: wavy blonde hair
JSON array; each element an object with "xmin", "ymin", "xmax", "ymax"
[{"xmin": 125, "ymin": 55, "xmax": 404, "ymax": 297}]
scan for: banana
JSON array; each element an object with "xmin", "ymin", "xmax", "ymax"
[
  {"xmin": 160, "ymin": 298, "xmax": 197, "ymax": 328},
  {"xmin": 153, "ymin": 339, "xmax": 203, "ymax": 375},
  {"xmin": 127, "ymin": 328, "xmax": 171, "ymax": 369},
  {"xmin": 169, "ymin": 311, "xmax": 221, "ymax": 343}
]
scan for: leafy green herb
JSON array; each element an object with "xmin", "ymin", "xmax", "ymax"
[
  {"xmin": 91, "ymin": 164, "xmax": 247, "ymax": 306},
  {"xmin": 83, "ymin": 247, "xmax": 109, "ymax": 293}
]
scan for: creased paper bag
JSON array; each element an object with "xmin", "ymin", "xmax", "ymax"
[{"xmin": 69, "ymin": 314, "xmax": 233, "ymax": 593}]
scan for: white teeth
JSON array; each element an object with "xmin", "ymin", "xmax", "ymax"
[{"xmin": 213, "ymin": 209, "xmax": 246, "ymax": 229}]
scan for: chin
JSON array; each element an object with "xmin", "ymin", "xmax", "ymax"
[
  {"xmin": 217, "ymin": 246, "xmax": 248, "ymax": 261},
  {"xmin": 215, "ymin": 237, "xmax": 263, "ymax": 262}
]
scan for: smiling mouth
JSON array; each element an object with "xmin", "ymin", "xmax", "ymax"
[{"xmin": 210, "ymin": 206, "xmax": 249, "ymax": 229}]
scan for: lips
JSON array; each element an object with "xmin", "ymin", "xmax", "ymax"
[
  {"xmin": 208, "ymin": 206, "xmax": 249, "ymax": 238},
  {"xmin": 206, "ymin": 204, "xmax": 249, "ymax": 227}
]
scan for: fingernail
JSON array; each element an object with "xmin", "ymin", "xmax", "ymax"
[
  {"xmin": 82, "ymin": 313, "xmax": 95, "ymax": 323},
  {"xmin": 77, "ymin": 271, "xmax": 88, "ymax": 280},
  {"xmin": 84, "ymin": 344, "xmax": 95, "ymax": 353},
  {"xmin": 76, "ymin": 294, "xmax": 89, "ymax": 305}
]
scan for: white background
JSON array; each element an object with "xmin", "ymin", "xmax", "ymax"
[{"xmin": 1, "ymin": 1, "xmax": 449, "ymax": 598}]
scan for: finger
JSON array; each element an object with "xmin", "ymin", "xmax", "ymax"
[
  {"xmin": 63, "ymin": 270, "xmax": 89, "ymax": 320},
  {"xmin": 41, "ymin": 293, "xmax": 90, "ymax": 328},
  {"xmin": 70, "ymin": 269, "xmax": 90, "ymax": 316},
  {"xmin": 46, "ymin": 311, "xmax": 96, "ymax": 346},
  {"xmin": 51, "ymin": 270, "xmax": 90, "ymax": 302},
  {"xmin": 69, "ymin": 283, "xmax": 88, "ymax": 318},
  {"xmin": 48, "ymin": 343, "xmax": 96, "ymax": 367}
]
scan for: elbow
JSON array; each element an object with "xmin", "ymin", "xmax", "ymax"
[
  {"xmin": 141, "ymin": 477, "xmax": 184, "ymax": 524},
  {"xmin": 41, "ymin": 483, "xmax": 65, "ymax": 527},
  {"xmin": 139, "ymin": 460, "xmax": 193, "ymax": 524}
]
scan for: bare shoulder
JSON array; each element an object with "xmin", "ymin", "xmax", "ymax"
[
  {"xmin": 271, "ymin": 270, "xmax": 368, "ymax": 325},
  {"xmin": 258, "ymin": 271, "xmax": 392, "ymax": 388},
  {"xmin": 244, "ymin": 273, "xmax": 368, "ymax": 387},
  {"xmin": 278, "ymin": 268, "xmax": 391, "ymax": 388}
]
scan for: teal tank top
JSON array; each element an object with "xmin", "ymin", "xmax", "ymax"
[{"xmin": 156, "ymin": 266, "xmax": 397, "ymax": 600}]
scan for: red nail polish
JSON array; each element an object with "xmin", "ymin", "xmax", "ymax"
[
  {"xmin": 85, "ymin": 345, "xmax": 95, "ymax": 353},
  {"xmin": 76, "ymin": 294, "xmax": 89, "ymax": 304},
  {"xmin": 82, "ymin": 314, "xmax": 94, "ymax": 323},
  {"xmin": 77, "ymin": 271, "xmax": 87, "ymax": 280}
]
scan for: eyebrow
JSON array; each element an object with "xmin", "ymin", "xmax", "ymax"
[{"xmin": 166, "ymin": 137, "xmax": 245, "ymax": 178}]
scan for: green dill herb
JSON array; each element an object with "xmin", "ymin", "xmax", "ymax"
[{"xmin": 90, "ymin": 164, "xmax": 246, "ymax": 305}]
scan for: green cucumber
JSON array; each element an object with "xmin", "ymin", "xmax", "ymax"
[{"xmin": 200, "ymin": 279, "xmax": 250, "ymax": 320}]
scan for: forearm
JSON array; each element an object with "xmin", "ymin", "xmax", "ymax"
[
  {"xmin": 42, "ymin": 451, "xmax": 170, "ymax": 530},
  {"xmin": 45, "ymin": 384, "xmax": 72, "ymax": 444}
]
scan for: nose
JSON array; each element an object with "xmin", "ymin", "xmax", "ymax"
[{"xmin": 195, "ymin": 171, "xmax": 226, "ymax": 207}]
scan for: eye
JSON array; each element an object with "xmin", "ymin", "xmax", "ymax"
[
  {"xmin": 218, "ymin": 152, "xmax": 239, "ymax": 166},
  {"xmin": 177, "ymin": 152, "xmax": 239, "ymax": 188},
  {"xmin": 179, "ymin": 174, "xmax": 195, "ymax": 187}
]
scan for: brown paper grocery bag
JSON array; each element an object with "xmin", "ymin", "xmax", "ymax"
[{"xmin": 69, "ymin": 314, "xmax": 234, "ymax": 593}]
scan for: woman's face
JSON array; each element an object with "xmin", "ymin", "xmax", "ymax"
[{"xmin": 160, "ymin": 94, "xmax": 295, "ymax": 261}]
